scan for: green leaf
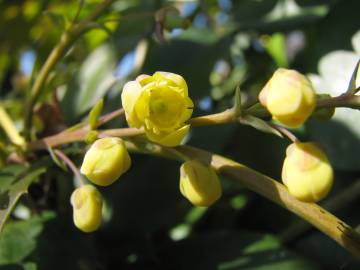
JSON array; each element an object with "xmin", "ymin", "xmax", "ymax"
[
  {"xmin": 262, "ymin": 32, "xmax": 288, "ymax": 68},
  {"xmin": 0, "ymin": 167, "xmax": 46, "ymax": 233},
  {"xmin": 0, "ymin": 212, "xmax": 55, "ymax": 265},
  {"xmin": 61, "ymin": 44, "xmax": 117, "ymax": 123},
  {"xmin": 240, "ymin": 115, "xmax": 283, "ymax": 138},
  {"xmin": 43, "ymin": 11, "xmax": 66, "ymax": 30},
  {"xmin": 88, "ymin": 98, "xmax": 104, "ymax": 129},
  {"xmin": 175, "ymin": 27, "xmax": 228, "ymax": 45},
  {"xmin": 158, "ymin": 231, "xmax": 316, "ymax": 269}
]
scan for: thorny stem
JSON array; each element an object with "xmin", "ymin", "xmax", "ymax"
[
  {"xmin": 280, "ymin": 179, "xmax": 360, "ymax": 244},
  {"xmin": 28, "ymin": 127, "xmax": 143, "ymax": 150},
  {"xmin": 190, "ymin": 93, "xmax": 360, "ymax": 127},
  {"xmin": 125, "ymin": 142, "xmax": 360, "ymax": 258}
]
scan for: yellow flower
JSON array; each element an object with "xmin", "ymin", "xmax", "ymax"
[
  {"xmin": 282, "ymin": 142, "xmax": 333, "ymax": 202},
  {"xmin": 70, "ymin": 185, "xmax": 103, "ymax": 233},
  {"xmin": 179, "ymin": 160, "xmax": 222, "ymax": 207},
  {"xmin": 259, "ymin": 68, "xmax": 316, "ymax": 128},
  {"xmin": 80, "ymin": 137, "xmax": 131, "ymax": 186},
  {"xmin": 121, "ymin": 72, "xmax": 194, "ymax": 147}
]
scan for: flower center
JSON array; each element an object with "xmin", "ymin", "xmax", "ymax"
[
  {"xmin": 148, "ymin": 88, "xmax": 184, "ymax": 128},
  {"xmin": 150, "ymin": 99, "xmax": 168, "ymax": 114}
]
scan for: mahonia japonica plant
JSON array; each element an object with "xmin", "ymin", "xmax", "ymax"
[{"xmin": 70, "ymin": 68, "xmax": 336, "ymax": 232}]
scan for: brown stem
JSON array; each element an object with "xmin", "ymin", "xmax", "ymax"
[
  {"xmin": 189, "ymin": 109, "xmax": 236, "ymax": 126},
  {"xmin": 28, "ymin": 127, "xmax": 143, "ymax": 150},
  {"xmin": 280, "ymin": 179, "xmax": 360, "ymax": 244},
  {"xmin": 97, "ymin": 108, "xmax": 125, "ymax": 127},
  {"xmin": 269, "ymin": 123, "xmax": 299, "ymax": 143},
  {"xmin": 317, "ymin": 94, "xmax": 360, "ymax": 109},
  {"xmin": 54, "ymin": 149, "xmax": 85, "ymax": 185},
  {"xmin": 173, "ymin": 145, "xmax": 360, "ymax": 259}
]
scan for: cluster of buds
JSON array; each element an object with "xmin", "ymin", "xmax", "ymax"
[
  {"xmin": 71, "ymin": 137, "xmax": 131, "ymax": 232},
  {"xmin": 259, "ymin": 68, "xmax": 334, "ymax": 202},
  {"xmin": 71, "ymin": 68, "xmax": 336, "ymax": 232}
]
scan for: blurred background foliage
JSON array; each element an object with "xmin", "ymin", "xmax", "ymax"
[{"xmin": 0, "ymin": 0, "xmax": 360, "ymax": 269}]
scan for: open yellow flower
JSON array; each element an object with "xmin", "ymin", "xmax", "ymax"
[
  {"xmin": 282, "ymin": 142, "xmax": 333, "ymax": 202},
  {"xmin": 259, "ymin": 68, "xmax": 316, "ymax": 128},
  {"xmin": 179, "ymin": 160, "xmax": 222, "ymax": 207},
  {"xmin": 71, "ymin": 185, "xmax": 103, "ymax": 233},
  {"xmin": 121, "ymin": 72, "xmax": 194, "ymax": 147}
]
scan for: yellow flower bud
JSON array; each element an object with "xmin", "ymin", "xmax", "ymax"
[
  {"xmin": 121, "ymin": 72, "xmax": 194, "ymax": 147},
  {"xmin": 259, "ymin": 68, "xmax": 316, "ymax": 128},
  {"xmin": 80, "ymin": 137, "xmax": 131, "ymax": 186},
  {"xmin": 179, "ymin": 160, "xmax": 222, "ymax": 207},
  {"xmin": 70, "ymin": 185, "xmax": 102, "ymax": 233},
  {"xmin": 282, "ymin": 142, "xmax": 333, "ymax": 202}
]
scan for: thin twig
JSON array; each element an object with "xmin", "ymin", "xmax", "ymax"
[
  {"xmin": 71, "ymin": 0, "xmax": 85, "ymax": 25},
  {"xmin": 97, "ymin": 108, "xmax": 125, "ymax": 127},
  {"xmin": 268, "ymin": 123, "xmax": 299, "ymax": 143},
  {"xmin": 27, "ymin": 127, "xmax": 143, "ymax": 150},
  {"xmin": 54, "ymin": 149, "xmax": 86, "ymax": 185}
]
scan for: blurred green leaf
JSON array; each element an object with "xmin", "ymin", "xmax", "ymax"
[
  {"xmin": 233, "ymin": 0, "xmax": 277, "ymax": 24},
  {"xmin": 0, "ymin": 167, "xmax": 46, "ymax": 232},
  {"xmin": 43, "ymin": 11, "xmax": 66, "ymax": 30},
  {"xmin": 176, "ymin": 27, "xmax": 228, "ymax": 45},
  {"xmin": 240, "ymin": 115, "xmax": 283, "ymax": 138},
  {"xmin": 88, "ymin": 98, "xmax": 104, "ymax": 129},
  {"xmin": 352, "ymin": 30, "xmax": 360, "ymax": 54},
  {"xmin": 158, "ymin": 231, "xmax": 316, "ymax": 269},
  {"xmin": 0, "ymin": 212, "xmax": 54, "ymax": 265},
  {"xmin": 61, "ymin": 44, "xmax": 117, "ymax": 123},
  {"xmin": 262, "ymin": 32, "xmax": 288, "ymax": 67}
]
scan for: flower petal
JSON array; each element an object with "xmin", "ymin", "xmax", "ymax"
[
  {"xmin": 121, "ymin": 81, "xmax": 144, "ymax": 127},
  {"xmin": 153, "ymin": 72, "xmax": 188, "ymax": 96},
  {"xmin": 146, "ymin": 124, "xmax": 190, "ymax": 147}
]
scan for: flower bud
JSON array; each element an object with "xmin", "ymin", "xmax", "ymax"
[
  {"xmin": 70, "ymin": 185, "xmax": 102, "ymax": 233},
  {"xmin": 80, "ymin": 137, "xmax": 131, "ymax": 186},
  {"xmin": 282, "ymin": 142, "xmax": 333, "ymax": 202},
  {"xmin": 179, "ymin": 160, "xmax": 222, "ymax": 207},
  {"xmin": 259, "ymin": 68, "xmax": 316, "ymax": 128}
]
